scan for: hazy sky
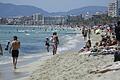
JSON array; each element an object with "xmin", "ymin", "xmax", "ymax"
[{"xmin": 0, "ymin": 0, "xmax": 110, "ymax": 12}]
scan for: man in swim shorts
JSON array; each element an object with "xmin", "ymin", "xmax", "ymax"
[{"xmin": 10, "ymin": 36, "xmax": 20, "ymax": 69}]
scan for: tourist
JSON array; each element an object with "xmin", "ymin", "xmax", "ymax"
[
  {"xmin": 85, "ymin": 39, "xmax": 91, "ymax": 51},
  {"xmin": 114, "ymin": 47, "xmax": 120, "ymax": 62},
  {"xmin": 45, "ymin": 38, "xmax": 50, "ymax": 52},
  {"xmin": 82, "ymin": 26, "xmax": 85, "ymax": 36},
  {"xmin": 88, "ymin": 28, "xmax": 91, "ymax": 39},
  {"xmin": 51, "ymin": 32, "xmax": 59, "ymax": 55},
  {"xmin": 0, "ymin": 43, "xmax": 3, "ymax": 55},
  {"xmin": 5, "ymin": 41, "xmax": 10, "ymax": 50},
  {"xmin": 111, "ymin": 36, "xmax": 117, "ymax": 45},
  {"xmin": 115, "ymin": 21, "xmax": 120, "ymax": 46},
  {"xmin": 83, "ymin": 28, "xmax": 88, "ymax": 40},
  {"xmin": 9, "ymin": 36, "xmax": 20, "ymax": 69}
]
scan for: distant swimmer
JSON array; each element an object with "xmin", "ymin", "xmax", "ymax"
[
  {"xmin": 51, "ymin": 32, "xmax": 59, "ymax": 55},
  {"xmin": 32, "ymin": 28, "xmax": 35, "ymax": 30},
  {"xmin": 0, "ymin": 43, "xmax": 3, "ymax": 55},
  {"xmin": 45, "ymin": 38, "xmax": 50, "ymax": 52},
  {"xmin": 17, "ymin": 29, "xmax": 18, "ymax": 32},
  {"xmin": 9, "ymin": 36, "xmax": 20, "ymax": 69},
  {"xmin": 45, "ymin": 28, "xmax": 47, "ymax": 31}
]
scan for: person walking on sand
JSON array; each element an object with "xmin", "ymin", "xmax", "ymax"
[
  {"xmin": 51, "ymin": 32, "xmax": 59, "ymax": 55},
  {"xmin": 83, "ymin": 27, "xmax": 88, "ymax": 40},
  {"xmin": 88, "ymin": 28, "xmax": 91, "ymax": 39},
  {"xmin": 0, "ymin": 43, "xmax": 3, "ymax": 55},
  {"xmin": 9, "ymin": 36, "xmax": 20, "ymax": 69}
]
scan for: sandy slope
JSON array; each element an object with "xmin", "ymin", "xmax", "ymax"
[{"xmin": 24, "ymin": 52, "xmax": 120, "ymax": 80}]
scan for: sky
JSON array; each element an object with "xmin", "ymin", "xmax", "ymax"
[{"xmin": 0, "ymin": 0, "xmax": 110, "ymax": 12}]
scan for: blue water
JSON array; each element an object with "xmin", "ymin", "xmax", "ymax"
[{"xmin": 0, "ymin": 25, "xmax": 84, "ymax": 56}]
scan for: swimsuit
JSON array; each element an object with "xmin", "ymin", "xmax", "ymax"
[{"xmin": 12, "ymin": 50, "xmax": 19, "ymax": 57}]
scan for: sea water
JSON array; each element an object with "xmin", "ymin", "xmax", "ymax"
[{"xmin": 0, "ymin": 25, "xmax": 85, "ymax": 65}]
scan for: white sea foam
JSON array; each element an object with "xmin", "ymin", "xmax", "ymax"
[
  {"xmin": 58, "ymin": 34, "xmax": 84, "ymax": 52},
  {"xmin": 0, "ymin": 56, "xmax": 11, "ymax": 65},
  {"xmin": 25, "ymin": 33, "xmax": 30, "ymax": 36},
  {"xmin": 0, "ymin": 53, "xmax": 50, "ymax": 65},
  {"xmin": 18, "ymin": 30, "xmax": 25, "ymax": 32}
]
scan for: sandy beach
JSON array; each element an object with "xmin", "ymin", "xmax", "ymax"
[
  {"xmin": 1, "ymin": 47, "xmax": 120, "ymax": 80},
  {"xmin": 22, "ymin": 51, "xmax": 117, "ymax": 80}
]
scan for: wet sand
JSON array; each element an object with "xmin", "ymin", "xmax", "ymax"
[{"xmin": 0, "ymin": 53, "xmax": 52, "ymax": 80}]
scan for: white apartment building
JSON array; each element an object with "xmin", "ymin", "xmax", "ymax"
[
  {"xmin": 44, "ymin": 16, "xmax": 66, "ymax": 25},
  {"xmin": 108, "ymin": 2, "xmax": 116, "ymax": 17},
  {"xmin": 32, "ymin": 13, "xmax": 44, "ymax": 25},
  {"xmin": 118, "ymin": 0, "xmax": 120, "ymax": 16},
  {"xmin": 108, "ymin": 0, "xmax": 120, "ymax": 17}
]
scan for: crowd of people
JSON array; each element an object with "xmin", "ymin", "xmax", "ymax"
[{"xmin": 79, "ymin": 21, "xmax": 120, "ymax": 62}]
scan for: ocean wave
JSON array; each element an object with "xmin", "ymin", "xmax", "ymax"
[{"xmin": 58, "ymin": 34, "xmax": 84, "ymax": 52}]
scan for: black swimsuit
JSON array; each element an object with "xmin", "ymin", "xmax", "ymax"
[{"xmin": 12, "ymin": 50, "xmax": 19, "ymax": 57}]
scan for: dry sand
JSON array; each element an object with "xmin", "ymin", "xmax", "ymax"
[{"xmin": 24, "ymin": 52, "xmax": 120, "ymax": 80}]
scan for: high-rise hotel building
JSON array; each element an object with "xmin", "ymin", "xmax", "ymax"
[
  {"xmin": 118, "ymin": 0, "xmax": 120, "ymax": 16},
  {"xmin": 108, "ymin": 0, "xmax": 120, "ymax": 17}
]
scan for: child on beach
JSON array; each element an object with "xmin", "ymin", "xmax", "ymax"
[
  {"xmin": 45, "ymin": 38, "xmax": 50, "ymax": 52},
  {"xmin": 9, "ymin": 36, "xmax": 20, "ymax": 69}
]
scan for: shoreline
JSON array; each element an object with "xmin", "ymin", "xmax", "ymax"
[
  {"xmin": 0, "ymin": 52, "xmax": 54, "ymax": 80},
  {"xmin": 20, "ymin": 29, "xmax": 120, "ymax": 80},
  {"xmin": 0, "ymin": 50, "xmax": 82, "ymax": 80}
]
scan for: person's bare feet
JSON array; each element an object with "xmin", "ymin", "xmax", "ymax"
[{"xmin": 14, "ymin": 66, "xmax": 17, "ymax": 69}]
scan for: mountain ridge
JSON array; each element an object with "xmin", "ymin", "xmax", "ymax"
[{"xmin": 0, "ymin": 3, "xmax": 108, "ymax": 17}]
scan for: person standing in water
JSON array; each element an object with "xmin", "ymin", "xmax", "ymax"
[
  {"xmin": 5, "ymin": 42, "xmax": 10, "ymax": 51},
  {"xmin": 0, "ymin": 43, "xmax": 3, "ymax": 55},
  {"xmin": 9, "ymin": 36, "xmax": 20, "ymax": 69},
  {"xmin": 45, "ymin": 38, "xmax": 50, "ymax": 52},
  {"xmin": 51, "ymin": 32, "xmax": 59, "ymax": 55}
]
